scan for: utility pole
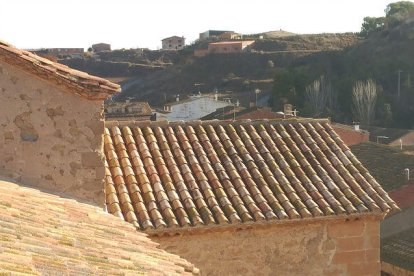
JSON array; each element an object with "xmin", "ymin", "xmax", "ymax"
[{"xmin": 397, "ymin": 69, "xmax": 403, "ymax": 101}]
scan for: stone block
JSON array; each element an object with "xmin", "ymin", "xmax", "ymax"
[
  {"xmin": 81, "ymin": 152, "xmax": 103, "ymax": 168},
  {"xmin": 348, "ymin": 261, "xmax": 380, "ymax": 276},
  {"xmin": 364, "ymin": 248, "xmax": 380, "ymax": 262},
  {"xmin": 332, "ymin": 250, "xmax": 365, "ymax": 264},
  {"xmin": 328, "ymin": 220, "xmax": 365, "ymax": 238},
  {"xmin": 336, "ymin": 236, "xmax": 364, "ymax": 251}
]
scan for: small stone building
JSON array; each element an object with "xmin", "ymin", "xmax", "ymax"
[
  {"xmin": 0, "ymin": 40, "xmax": 120, "ymax": 205},
  {"xmin": 162, "ymin": 36, "xmax": 185, "ymax": 50},
  {"xmin": 92, "ymin": 42, "xmax": 111, "ymax": 52},
  {"xmin": 103, "ymin": 118, "xmax": 399, "ymax": 275},
  {"xmin": 208, "ymin": 40, "xmax": 255, "ymax": 54}
]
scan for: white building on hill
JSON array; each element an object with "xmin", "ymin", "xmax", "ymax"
[{"xmin": 159, "ymin": 94, "xmax": 232, "ymax": 121}]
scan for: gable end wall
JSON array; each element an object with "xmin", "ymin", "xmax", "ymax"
[
  {"xmin": 152, "ymin": 216, "xmax": 381, "ymax": 275},
  {"xmin": 0, "ymin": 60, "xmax": 105, "ymax": 205}
]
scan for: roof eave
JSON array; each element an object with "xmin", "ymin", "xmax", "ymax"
[{"xmin": 145, "ymin": 212, "xmax": 386, "ymax": 237}]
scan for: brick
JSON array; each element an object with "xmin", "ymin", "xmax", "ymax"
[
  {"xmin": 332, "ymin": 250, "xmax": 365, "ymax": 264},
  {"xmin": 328, "ymin": 220, "xmax": 365, "ymax": 238},
  {"xmin": 336, "ymin": 236, "xmax": 364, "ymax": 251}
]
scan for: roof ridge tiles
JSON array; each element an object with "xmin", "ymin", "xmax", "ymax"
[
  {"xmin": 103, "ymin": 119, "xmax": 398, "ymax": 233},
  {"xmin": 104, "ymin": 118, "xmax": 331, "ymax": 129}
]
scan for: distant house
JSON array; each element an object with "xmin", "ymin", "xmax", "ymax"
[
  {"xmin": 92, "ymin": 43, "xmax": 111, "ymax": 52},
  {"xmin": 219, "ymin": 31, "xmax": 242, "ymax": 40},
  {"xmin": 208, "ymin": 40, "xmax": 255, "ymax": 54},
  {"xmin": 366, "ymin": 126, "xmax": 414, "ymax": 146},
  {"xmin": 161, "ymin": 36, "xmax": 185, "ymax": 50},
  {"xmin": 159, "ymin": 94, "xmax": 232, "ymax": 121},
  {"xmin": 105, "ymin": 101, "xmax": 153, "ymax": 121},
  {"xmin": 199, "ymin": 30, "xmax": 232, "ymax": 40}
]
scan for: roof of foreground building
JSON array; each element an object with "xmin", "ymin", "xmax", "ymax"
[
  {"xmin": 0, "ymin": 40, "xmax": 120, "ymax": 100},
  {"xmin": 0, "ymin": 179, "xmax": 198, "ymax": 275},
  {"xmin": 103, "ymin": 119, "xmax": 399, "ymax": 234}
]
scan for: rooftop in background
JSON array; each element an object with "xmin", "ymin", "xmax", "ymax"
[
  {"xmin": 201, "ymin": 106, "xmax": 293, "ymax": 121},
  {"xmin": 105, "ymin": 101, "xmax": 153, "ymax": 121},
  {"xmin": 381, "ymin": 227, "xmax": 414, "ymax": 273},
  {"xmin": 0, "ymin": 40, "xmax": 120, "ymax": 100},
  {"xmin": 0, "ymin": 179, "xmax": 198, "ymax": 275},
  {"xmin": 364, "ymin": 126, "xmax": 412, "ymax": 144},
  {"xmin": 103, "ymin": 118, "xmax": 398, "ymax": 235},
  {"xmin": 350, "ymin": 142, "xmax": 414, "ymax": 191}
]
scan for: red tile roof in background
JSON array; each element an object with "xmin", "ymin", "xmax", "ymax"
[
  {"xmin": 103, "ymin": 119, "xmax": 398, "ymax": 233},
  {"xmin": 387, "ymin": 183, "xmax": 414, "ymax": 209}
]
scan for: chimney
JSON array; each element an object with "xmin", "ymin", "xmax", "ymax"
[
  {"xmin": 176, "ymin": 94, "xmax": 180, "ymax": 102},
  {"xmin": 284, "ymin": 104, "xmax": 293, "ymax": 115},
  {"xmin": 354, "ymin": 124, "xmax": 360, "ymax": 131},
  {"xmin": 215, "ymin": 91, "xmax": 218, "ymax": 101},
  {"xmin": 236, "ymin": 99, "xmax": 240, "ymax": 107}
]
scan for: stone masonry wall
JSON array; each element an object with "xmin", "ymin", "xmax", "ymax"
[
  {"xmin": 0, "ymin": 61, "xmax": 105, "ymax": 205},
  {"xmin": 152, "ymin": 216, "xmax": 381, "ymax": 276}
]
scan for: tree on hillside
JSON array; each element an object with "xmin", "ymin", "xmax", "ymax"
[
  {"xmin": 305, "ymin": 75, "xmax": 334, "ymax": 117},
  {"xmin": 359, "ymin": 1, "xmax": 414, "ymax": 37},
  {"xmin": 271, "ymin": 68, "xmax": 311, "ymax": 110},
  {"xmin": 352, "ymin": 79, "xmax": 378, "ymax": 125},
  {"xmin": 385, "ymin": 1, "xmax": 414, "ymax": 26},
  {"xmin": 385, "ymin": 1, "xmax": 414, "ymax": 19},
  {"xmin": 360, "ymin": 17, "xmax": 385, "ymax": 37}
]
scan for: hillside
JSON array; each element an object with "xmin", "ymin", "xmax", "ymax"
[
  {"xmin": 59, "ymin": 33, "xmax": 359, "ymax": 106},
  {"xmin": 271, "ymin": 17, "xmax": 414, "ymax": 128}
]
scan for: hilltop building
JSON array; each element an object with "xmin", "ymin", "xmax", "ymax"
[
  {"xmin": 195, "ymin": 40, "xmax": 255, "ymax": 57},
  {"xmin": 162, "ymin": 36, "xmax": 185, "ymax": 50},
  {"xmin": 92, "ymin": 42, "xmax": 111, "ymax": 52},
  {"xmin": 199, "ymin": 30, "xmax": 232, "ymax": 40},
  {"xmin": 218, "ymin": 31, "xmax": 242, "ymax": 40}
]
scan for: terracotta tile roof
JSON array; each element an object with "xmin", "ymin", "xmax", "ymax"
[
  {"xmin": 0, "ymin": 179, "xmax": 198, "ymax": 275},
  {"xmin": 388, "ymin": 184, "xmax": 414, "ymax": 209},
  {"xmin": 0, "ymin": 40, "xmax": 120, "ymax": 100},
  {"xmin": 103, "ymin": 119, "xmax": 399, "ymax": 233}
]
